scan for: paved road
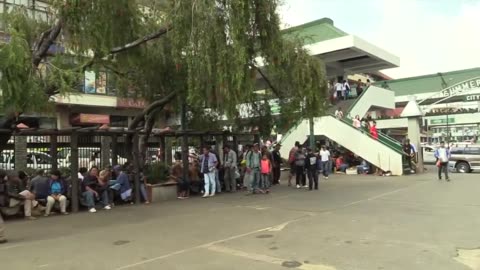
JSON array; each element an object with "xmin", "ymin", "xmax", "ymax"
[{"xmin": 1, "ymin": 171, "xmax": 480, "ymax": 270}]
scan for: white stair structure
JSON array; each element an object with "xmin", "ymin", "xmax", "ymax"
[
  {"xmin": 279, "ymin": 116, "xmax": 404, "ymax": 175},
  {"xmin": 279, "ymin": 86, "xmax": 405, "ymax": 175}
]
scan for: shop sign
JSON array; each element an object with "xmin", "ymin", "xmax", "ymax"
[
  {"xmin": 464, "ymin": 94, "xmax": 480, "ymax": 102},
  {"xmin": 117, "ymin": 98, "xmax": 147, "ymax": 108},
  {"xmin": 439, "ymin": 77, "xmax": 480, "ymax": 98},
  {"xmin": 71, "ymin": 114, "xmax": 110, "ymax": 124},
  {"xmin": 430, "ymin": 118, "xmax": 455, "ymax": 125}
]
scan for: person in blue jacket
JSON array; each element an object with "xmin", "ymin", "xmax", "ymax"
[
  {"xmin": 45, "ymin": 170, "xmax": 69, "ymax": 216},
  {"xmin": 434, "ymin": 141, "xmax": 451, "ymax": 181}
]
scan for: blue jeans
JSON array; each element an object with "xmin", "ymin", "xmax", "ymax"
[
  {"xmin": 203, "ymin": 172, "xmax": 216, "ymax": 195},
  {"xmin": 338, "ymin": 164, "xmax": 349, "ymax": 172},
  {"xmin": 260, "ymin": 174, "xmax": 270, "ymax": 190},
  {"xmin": 321, "ymin": 161, "xmax": 329, "ymax": 177},
  {"xmin": 250, "ymin": 168, "xmax": 261, "ymax": 192},
  {"xmin": 82, "ymin": 190, "xmax": 109, "ymax": 209}
]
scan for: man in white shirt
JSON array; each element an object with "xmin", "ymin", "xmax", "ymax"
[
  {"xmin": 334, "ymin": 80, "xmax": 343, "ymax": 101},
  {"xmin": 434, "ymin": 141, "xmax": 450, "ymax": 181},
  {"xmin": 319, "ymin": 146, "xmax": 331, "ymax": 179}
]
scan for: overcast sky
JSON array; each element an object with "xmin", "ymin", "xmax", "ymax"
[{"xmin": 279, "ymin": 0, "xmax": 480, "ymax": 79}]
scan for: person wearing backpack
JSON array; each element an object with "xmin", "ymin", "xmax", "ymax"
[
  {"xmin": 287, "ymin": 141, "xmax": 300, "ymax": 186},
  {"xmin": 44, "ymin": 170, "xmax": 69, "ymax": 217},
  {"xmin": 246, "ymin": 144, "xmax": 262, "ymax": 194},
  {"xmin": 294, "ymin": 144, "xmax": 307, "ymax": 189}
]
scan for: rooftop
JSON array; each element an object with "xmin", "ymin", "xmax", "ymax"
[
  {"xmin": 373, "ymin": 67, "xmax": 480, "ymax": 97},
  {"xmin": 282, "ymin": 18, "xmax": 348, "ymax": 44}
]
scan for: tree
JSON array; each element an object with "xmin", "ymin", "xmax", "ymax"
[{"xmin": 0, "ymin": 0, "xmax": 327, "ymax": 168}]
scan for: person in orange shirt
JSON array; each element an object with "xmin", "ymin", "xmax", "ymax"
[
  {"xmin": 260, "ymin": 154, "xmax": 272, "ymax": 194},
  {"xmin": 370, "ymin": 121, "xmax": 378, "ymax": 140}
]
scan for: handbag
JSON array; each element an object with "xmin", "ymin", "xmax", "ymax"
[{"xmin": 436, "ymin": 160, "xmax": 441, "ymax": 167}]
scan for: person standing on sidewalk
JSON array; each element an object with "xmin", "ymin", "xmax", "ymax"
[
  {"xmin": 306, "ymin": 148, "xmax": 318, "ymax": 190},
  {"xmin": 0, "ymin": 170, "xmax": 8, "ymax": 244},
  {"xmin": 434, "ymin": 141, "xmax": 451, "ymax": 181},
  {"xmin": 287, "ymin": 141, "xmax": 300, "ymax": 186},
  {"xmin": 246, "ymin": 144, "xmax": 262, "ymax": 194},
  {"xmin": 260, "ymin": 154, "xmax": 272, "ymax": 194},
  {"xmin": 294, "ymin": 145, "xmax": 307, "ymax": 189},
  {"xmin": 223, "ymin": 145, "xmax": 237, "ymax": 192},
  {"xmin": 271, "ymin": 144, "xmax": 282, "ymax": 185},
  {"xmin": 319, "ymin": 146, "xmax": 331, "ymax": 180},
  {"xmin": 200, "ymin": 147, "xmax": 218, "ymax": 197}
]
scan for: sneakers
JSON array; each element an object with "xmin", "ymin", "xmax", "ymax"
[
  {"xmin": 89, "ymin": 208, "xmax": 97, "ymax": 213},
  {"xmin": 104, "ymin": 205, "xmax": 112, "ymax": 210},
  {"xmin": 61, "ymin": 212, "xmax": 69, "ymax": 215},
  {"xmin": 296, "ymin": 185, "xmax": 301, "ymax": 189},
  {"xmin": 25, "ymin": 216, "xmax": 37, "ymax": 220},
  {"xmin": 324, "ymin": 176, "xmax": 329, "ymax": 180},
  {"xmin": 44, "ymin": 213, "xmax": 50, "ymax": 217},
  {"xmin": 209, "ymin": 193, "xmax": 215, "ymax": 197},
  {"xmin": 202, "ymin": 193, "xmax": 210, "ymax": 198},
  {"xmin": 303, "ymin": 185, "xmax": 309, "ymax": 189}
]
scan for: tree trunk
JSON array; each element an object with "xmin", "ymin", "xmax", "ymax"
[{"xmin": 127, "ymin": 91, "xmax": 178, "ymax": 168}]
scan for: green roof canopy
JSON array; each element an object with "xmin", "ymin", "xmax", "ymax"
[
  {"xmin": 373, "ymin": 67, "xmax": 480, "ymax": 96},
  {"xmin": 282, "ymin": 18, "xmax": 348, "ymax": 45}
]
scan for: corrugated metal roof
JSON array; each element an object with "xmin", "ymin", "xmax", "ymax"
[{"xmin": 373, "ymin": 67, "xmax": 480, "ymax": 96}]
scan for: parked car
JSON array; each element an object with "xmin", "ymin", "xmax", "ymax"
[
  {"xmin": 57, "ymin": 148, "xmax": 127, "ymax": 168},
  {"xmin": 448, "ymin": 146, "xmax": 480, "ymax": 173},
  {"xmin": 0, "ymin": 151, "xmax": 53, "ymax": 171}
]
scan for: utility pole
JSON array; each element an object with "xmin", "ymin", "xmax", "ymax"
[{"xmin": 181, "ymin": 100, "xmax": 189, "ymax": 183}]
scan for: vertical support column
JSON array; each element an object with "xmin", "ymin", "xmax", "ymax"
[
  {"xmin": 217, "ymin": 135, "xmax": 224, "ymax": 164},
  {"xmin": 165, "ymin": 137, "xmax": 173, "ymax": 166},
  {"xmin": 132, "ymin": 134, "xmax": 141, "ymax": 204},
  {"xmin": 100, "ymin": 135, "xmax": 112, "ymax": 168},
  {"xmin": 407, "ymin": 117, "xmax": 424, "ymax": 173},
  {"xmin": 309, "ymin": 117, "xmax": 315, "ymax": 149},
  {"xmin": 50, "ymin": 134, "xmax": 58, "ymax": 170},
  {"xmin": 253, "ymin": 134, "xmax": 260, "ymax": 145},
  {"xmin": 70, "ymin": 132, "xmax": 79, "ymax": 213},
  {"xmin": 232, "ymin": 135, "xmax": 238, "ymax": 154},
  {"xmin": 111, "ymin": 134, "xmax": 118, "ymax": 166},
  {"xmin": 14, "ymin": 136, "xmax": 27, "ymax": 171},
  {"xmin": 181, "ymin": 102, "xmax": 189, "ymax": 183},
  {"xmin": 159, "ymin": 136, "xmax": 166, "ymax": 162}
]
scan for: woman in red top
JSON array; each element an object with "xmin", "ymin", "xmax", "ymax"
[
  {"xmin": 370, "ymin": 121, "xmax": 378, "ymax": 140},
  {"xmin": 260, "ymin": 154, "xmax": 272, "ymax": 193}
]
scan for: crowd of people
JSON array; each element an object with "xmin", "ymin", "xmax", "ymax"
[
  {"xmin": 335, "ymin": 107, "xmax": 379, "ymax": 139},
  {"xmin": 329, "ymin": 78, "xmax": 371, "ymax": 103}
]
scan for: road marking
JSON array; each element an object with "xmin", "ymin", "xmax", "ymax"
[
  {"xmin": 455, "ymin": 248, "xmax": 480, "ymax": 270},
  {"xmin": 115, "ymin": 215, "xmax": 309, "ymax": 270},
  {"xmin": 207, "ymin": 245, "xmax": 336, "ymax": 270}
]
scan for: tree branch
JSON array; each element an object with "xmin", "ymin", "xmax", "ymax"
[
  {"xmin": 110, "ymin": 24, "xmax": 172, "ymax": 55},
  {"xmin": 250, "ymin": 63, "xmax": 282, "ymax": 98},
  {"xmin": 32, "ymin": 19, "xmax": 63, "ymax": 68},
  {"xmin": 128, "ymin": 90, "xmax": 178, "ymax": 130}
]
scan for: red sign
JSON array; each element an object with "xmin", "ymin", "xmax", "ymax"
[
  {"xmin": 117, "ymin": 98, "xmax": 147, "ymax": 109},
  {"xmin": 71, "ymin": 114, "xmax": 110, "ymax": 125}
]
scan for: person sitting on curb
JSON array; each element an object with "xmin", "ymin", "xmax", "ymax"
[
  {"xmin": 110, "ymin": 165, "xmax": 133, "ymax": 203},
  {"xmin": 6, "ymin": 172, "xmax": 39, "ymax": 220},
  {"xmin": 81, "ymin": 167, "xmax": 111, "ymax": 213},
  {"xmin": 44, "ymin": 170, "xmax": 69, "ymax": 217},
  {"xmin": 335, "ymin": 156, "xmax": 349, "ymax": 173}
]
